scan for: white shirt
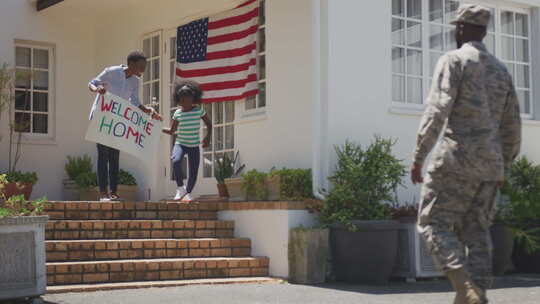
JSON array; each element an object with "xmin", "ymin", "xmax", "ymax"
[{"xmin": 88, "ymin": 65, "xmax": 142, "ymax": 120}]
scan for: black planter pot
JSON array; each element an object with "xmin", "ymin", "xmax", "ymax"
[
  {"xmin": 330, "ymin": 220, "xmax": 400, "ymax": 284},
  {"xmin": 512, "ymin": 221, "xmax": 540, "ymax": 273},
  {"xmin": 490, "ymin": 223, "xmax": 514, "ymax": 276}
]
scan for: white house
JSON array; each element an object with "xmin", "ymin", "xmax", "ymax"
[{"xmin": 1, "ymin": 0, "xmax": 540, "ymax": 204}]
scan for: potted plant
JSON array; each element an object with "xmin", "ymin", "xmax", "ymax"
[
  {"xmin": 215, "ymin": 152, "xmax": 245, "ymax": 199},
  {"xmin": 0, "ymin": 174, "xmax": 49, "ymax": 302},
  {"xmin": 269, "ymin": 168, "xmax": 314, "ymax": 201},
  {"xmin": 490, "ymin": 201, "xmax": 516, "ymax": 276},
  {"xmin": 76, "ymin": 171, "xmax": 99, "ymax": 201},
  {"xmin": 117, "ymin": 169, "xmax": 139, "ymax": 201},
  {"xmin": 0, "ymin": 64, "xmax": 38, "ymax": 200},
  {"xmin": 65, "ymin": 154, "xmax": 139, "ymax": 202},
  {"xmin": 288, "ymin": 225, "xmax": 329, "ymax": 284},
  {"xmin": 500, "ymin": 156, "xmax": 540, "ymax": 273},
  {"xmin": 1, "ymin": 171, "xmax": 38, "ymax": 200},
  {"xmin": 63, "ymin": 155, "xmax": 93, "ymax": 200},
  {"xmin": 320, "ymin": 136, "xmax": 406, "ymax": 284},
  {"xmin": 241, "ymin": 169, "xmax": 270, "ymax": 201},
  {"xmin": 233, "ymin": 168, "xmax": 315, "ymax": 202},
  {"xmin": 77, "ymin": 169, "xmax": 139, "ymax": 201}
]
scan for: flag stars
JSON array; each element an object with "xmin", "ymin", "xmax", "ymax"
[{"xmin": 177, "ymin": 18, "xmax": 209, "ymax": 63}]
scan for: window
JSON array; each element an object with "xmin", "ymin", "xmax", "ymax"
[
  {"xmin": 202, "ymin": 102, "xmax": 235, "ymax": 178},
  {"xmin": 392, "ymin": 0, "xmax": 425, "ymax": 105},
  {"xmin": 391, "ymin": 0, "xmax": 533, "ymax": 116},
  {"xmin": 142, "ymin": 32, "xmax": 161, "ymax": 111},
  {"xmin": 500, "ymin": 10, "xmax": 532, "ymax": 115},
  {"xmin": 14, "ymin": 43, "xmax": 54, "ymax": 136},
  {"xmin": 245, "ymin": 0, "xmax": 266, "ymax": 111}
]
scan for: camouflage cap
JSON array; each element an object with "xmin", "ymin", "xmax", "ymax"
[{"xmin": 450, "ymin": 4, "xmax": 491, "ymax": 27}]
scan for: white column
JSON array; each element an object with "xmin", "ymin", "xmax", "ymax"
[{"xmin": 312, "ymin": 0, "xmax": 330, "ymax": 198}]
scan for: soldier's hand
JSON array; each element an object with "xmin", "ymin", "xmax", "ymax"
[{"xmin": 411, "ymin": 162, "xmax": 424, "ymax": 185}]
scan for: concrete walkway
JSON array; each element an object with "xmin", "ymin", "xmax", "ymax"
[{"xmin": 37, "ymin": 274, "xmax": 540, "ymax": 304}]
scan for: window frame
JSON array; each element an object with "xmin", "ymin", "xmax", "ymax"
[
  {"xmin": 202, "ymin": 101, "xmax": 236, "ymax": 179},
  {"xmin": 390, "ymin": 0, "xmax": 534, "ymax": 119},
  {"xmin": 497, "ymin": 5, "xmax": 533, "ymax": 119},
  {"xmin": 141, "ymin": 31, "xmax": 163, "ymax": 113},
  {"xmin": 13, "ymin": 40, "xmax": 56, "ymax": 141},
  {"xmin": 242, "ymin": 0, "xmax": 267, "ymax": 117}
]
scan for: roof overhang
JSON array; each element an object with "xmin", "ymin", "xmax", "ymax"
[{"xmin": 36, "ymin": 0, "xmax": 64, "ymax": 11}]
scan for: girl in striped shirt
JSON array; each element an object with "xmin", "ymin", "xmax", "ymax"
[{"xmin": 163, "ymin": 81, "xmax": 212, "ymax": 202}]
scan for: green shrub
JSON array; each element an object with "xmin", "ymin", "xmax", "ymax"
[
  {"xmin": 320, "ymin": 136, "xmax": 407, "ymax": 231},
  {"xmin": 0, "ymin": 174, "xmax": 48, "ymax": 217},
  {"xmin": 0, "ymin": 195, "xmax": 49, "ymax": 218},
  {"xmin": 242, "ymin": 169, "xmax": 269, "ymax": 200},
  {"xmin": 119, "ymin": 169, "xmax": 137, "ymax": 186},
  {"xmin": 4, "ymin": 171, "xmax": 38, "ymax": 184},
  {"xmin": 65, "ymin": 155, "xmax": 93, "ymax": 180},
  {"xmin": 270, "ymin": 168, "xmax": 313, "ymax": 201},
  {"xmin": 500, "ymin": 156, "xmax": 540, "ymax": 253},
  {"xmin": 75, "ymin": 171, "xmax": 98, "ymax": 190}
]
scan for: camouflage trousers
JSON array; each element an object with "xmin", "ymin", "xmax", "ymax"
[{"xmin": 418, "ymin": 172, "xmax": 498, "ymax": 290}]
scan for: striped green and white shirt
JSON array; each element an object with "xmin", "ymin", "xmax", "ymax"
[{"xmin": 173, "ymin": 106, "xmax": 206, "ymax": 147}]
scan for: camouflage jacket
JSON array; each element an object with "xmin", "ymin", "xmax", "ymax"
[{"xmin": 413, "ymin": 41, "xmax": 521, "ymax": 181}]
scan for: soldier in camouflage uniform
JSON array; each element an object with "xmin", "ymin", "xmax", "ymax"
[{"xmin": 410, "ymin": 4, "xmax": 522, "ymax": 304}]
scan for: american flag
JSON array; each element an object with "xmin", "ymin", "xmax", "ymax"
[{"xmin": 176, "ymin": 0, "xmax": 260, "ymax": 103}]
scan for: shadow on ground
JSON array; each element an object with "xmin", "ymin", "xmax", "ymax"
[
  {"xmin": 294, "ymin": 273, "xmax": 540, "ymax": 295},
  {"xmin": 0, "ymin": 300, "xmax": 61, "ymax": 304}
]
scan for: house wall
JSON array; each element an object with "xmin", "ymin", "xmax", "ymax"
[
  {"xmin": 91, "ymin": 0, "xmax": 315, "ymax": 199},
  {"xmin": 322, "ymin": 0, "xmax": 540, "ymax": 203},
  {"xmin": 0, "ymin": 0, "xmax": 314, "ymax": 200},
  {"xmin": 0, "ymin": 0, "xmax": 96, "ymax": 200},
  {"xmin": 219, "ymin": 210, "xmax": 318, "ymax": 277}
]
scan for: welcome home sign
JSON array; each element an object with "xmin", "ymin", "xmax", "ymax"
[{"xmin": 85, "ymin": 92, "xmax": 162, "ymax": 160}]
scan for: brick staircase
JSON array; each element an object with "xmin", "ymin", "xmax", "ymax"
[{"xmin": 44, "ymin": 201, "xmax": 270, "ymax": 289}]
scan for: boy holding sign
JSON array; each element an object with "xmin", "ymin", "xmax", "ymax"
[{"xmin": 88, "ymin": 51, "xmax": 162, "ymax": 201}]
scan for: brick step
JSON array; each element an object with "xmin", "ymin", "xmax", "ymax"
[
  {"xmin": 46, "ymin": 238, "xmax": 252, "ymax": 262},
  {"xmin": 45, "ymin": 220, "xmax": 234, "ymax": 240},
  {"xmin": 46, "ymin": 277, "xmax": 282, "ymax": 293},
  {"xmin": 45, "ymin": 201, "xmax": 218, "ymax": 220},
  {"xmin": 46, "ymin": 257, "xmax": 270, "ymax": 286}
]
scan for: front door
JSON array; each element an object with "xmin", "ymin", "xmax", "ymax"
[{"xmin": 162, "ymin": 28, "xmax": 237, "ymax": 198}]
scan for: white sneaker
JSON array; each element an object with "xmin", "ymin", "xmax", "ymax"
[
  {"xmin": 174, "ymin": 187, "xmax": 187, "ymax": 201},
  {"xmin": 182, "ymin": 193, "xmax": 194, "ymax": 203}
]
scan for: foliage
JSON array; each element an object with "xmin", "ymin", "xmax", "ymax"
[
  {"xmin": 215, "ymin": 151, "xmax": 245, "ymax": 184},
  {"xmin": 3, "ymin": 171, "xmax": 38, "ymax": 184},
  {"xmin": 0, "ymin": 174, "xmax": 49, "ymax": 218},
  {"xmin": 320, "ymin": 136, "xmax": 407, "ymax": 231},
  {"xmin": 270, "ymin": 168, "xmax": 314, "ymax": 201},
  {"xmin": 242, "ymin": 169, "xmax": 269, "ymax": 200},
  {"xmin": 390, "ymin": 199, "xmax": 418, "ymax": 219},
  {"xmin": 65, "ymin": 155, "xmax": 137, "ymax": 188},
  {"xmin": 65, "ymin": 155, "xmax": 93, "ymax": 181},
  {"xmin": 0, "ymin": 63, "xmax": 34, "ymax": 172},
  {"xmin": 500, "ymin": 156, "xmax": 540, "ymax": 253},
  {"xmin": 119, "ymin": 169, "xmax": 137, "ymax": 186},
  {"xmin": 75, "ymin": 171, "xmax": 98, "ymax": 190},
  {"xmin": 0, "ymin": 195, "xmax": 49, "ymax": 218}
]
